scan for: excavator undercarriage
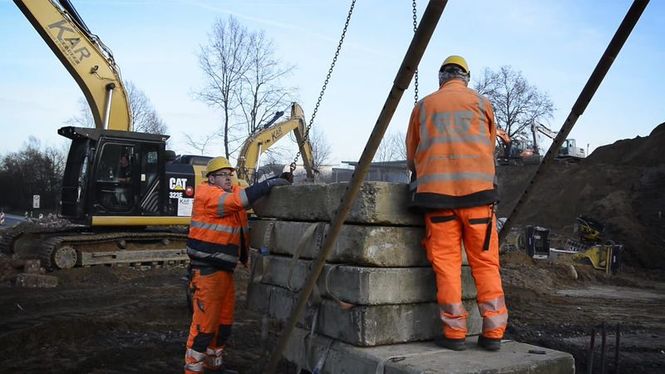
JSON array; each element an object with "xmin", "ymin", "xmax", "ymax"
[{"xmin": 1, "ymin": 221, "xmax": 189, "ymax": 271}]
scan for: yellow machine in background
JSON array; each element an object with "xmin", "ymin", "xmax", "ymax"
[
  {"xmin": 8, "ymin": 0, "xmax": 315, "ymax": 270},
  {"xmin": 573, "ymin": 244, "xmax": 623, "ymax": 274},
  {"xmin": 235, "ymin": 103, "xmax": 316, "ymax": 184}
]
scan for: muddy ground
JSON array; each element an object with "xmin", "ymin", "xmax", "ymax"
[{"xmin": 0, "ymin": 252, "xmax": 664, "ymax": 374}]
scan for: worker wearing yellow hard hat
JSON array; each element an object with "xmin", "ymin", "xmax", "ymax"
[
  {"xmin": 406, "ymin": 55, "xmax": 507, "ymax": 352},
  {"xmin": 440, "ymin": 55, "xmax": 470, "ymax": 75},
  {"xmin": 183, "ymin": 156, "xmax": 291, "ymax": 373}
]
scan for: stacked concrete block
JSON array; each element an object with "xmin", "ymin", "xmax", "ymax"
[{"xmin": 247, "ymin": 182, "xmax": 481, "ymax": 348}]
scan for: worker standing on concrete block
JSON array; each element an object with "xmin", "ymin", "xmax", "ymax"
[
  {"xmin": 183, "ymin": 156, "xmax": 290, "ymax": 374},
  {"xmin": 406, "ymin": 55, "xmax": 508, "ymax": 352}
]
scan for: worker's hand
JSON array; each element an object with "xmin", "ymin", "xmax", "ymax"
[
  {"xmin": 245, "ymin": 175, "xmax": 291, "ymax": 204},
  {"xmin": 266, "ymin": 176, "xmax": 291, "ymax": 189},
  {"xmin": 279, "ymin": 172, "xmax": 294, "ymax": 184}
]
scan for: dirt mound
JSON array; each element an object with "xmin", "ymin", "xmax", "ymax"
[
  {"xmin": 497, "ymin": 122, "xmax": 665, "ymax": 269},
  {"xmin": 586, "ymin": 122, "xmax": 665, "ymax": 167}
]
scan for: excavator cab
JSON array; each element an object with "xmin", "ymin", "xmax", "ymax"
[{"xmin": 59, "ymin": 126, "xmax": 173, "ymax": 224}]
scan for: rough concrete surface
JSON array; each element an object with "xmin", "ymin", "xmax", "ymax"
[
  {"xmin": 252, "ymin": 253, "xmax": 477, "ymax": 304},
  {"xmin": 284, "ymin": 326, "xmax": 575, "ymax": 374},
  {"xmin": 253, "ymin": 182, "xmax": 422, "ymax": 225},
  {"xmin": 247, "ymin": 282, "xmax": 481, "ymax": 346},
  {"xmin": 250, "ymin": 219, "xmax": 432, "ymax": 266}
]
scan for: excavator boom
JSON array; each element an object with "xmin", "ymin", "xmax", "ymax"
[
  {"xmin": 236, "ymin": 103, "xmax": 315, "ymax": 184},
  {"xmin": 14, "ymin": 0, "xmax": 131, "ymax": 131}
]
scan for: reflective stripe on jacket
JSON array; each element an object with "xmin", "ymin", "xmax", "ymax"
[
  {"xmin": 406, "ymin": 79, "xmax": 498, "ymax": 209},
  {"xmin": 187, "ymin": 183, "xmax": 250, "ymax": 271}
]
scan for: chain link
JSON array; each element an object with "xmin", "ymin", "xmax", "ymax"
[
  {"xmin": 412, "ymin": 0, "xmax": 419, "ymax": 105},
  {"xmin": 291, "ymin": 0, "xmax": 356, "ymax": 172}
]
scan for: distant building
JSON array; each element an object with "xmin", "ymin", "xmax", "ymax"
[
  {"xmin": 332, "ymin": 160, "xmax": 410, "ymax": 183},
  {"xmin": 256, "ymin": 160, "xmax": 411, "ymax": 184}
]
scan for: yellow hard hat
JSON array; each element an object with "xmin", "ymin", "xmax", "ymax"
[
  {"xmin": 440, "ymin": 55, "xmax": 469, "ymax": 74},
  {"xmin": 206, "ymin": 156, "xmax": 234, "ymax": 176}
]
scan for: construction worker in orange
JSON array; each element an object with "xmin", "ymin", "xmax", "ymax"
[
  {"xmin": 406, "ymin": 55, "xmax": 508, "ymax": 352},
  {"xmin": 184, "ymin": 156, "xmax": 290, "ymax": 373}
]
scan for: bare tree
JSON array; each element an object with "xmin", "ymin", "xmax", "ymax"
[
  {"xmin": 238, "ymin": 31, "xmax": 295, "ymax": 136},
  {"xmin": 375, "ymin": 131, "xmax": 407, "ymax": 162},
  {"xmin": 0, "ymin": 137, "xmax": 66, "ymax": 211},
  {"xmin": 125, "ymin": 82, "xmax": 168, "ymax": 134},
  {"xmin": 474, "ymin": 66, "xmax": 554, "ymax": 142},
  {"xmin": 196, "ymin": 16, "xmax": 295, "ymax": 160},
  {"xmin": 307, "ymin": 127, "xmax": 332, "ymax": 168},
  {"xmin": 64, "ymin": 81, "xmax": 168, "ymax": 134},
  {"xmin": 64, "ymin": 99, "xmax": 95, "ymax": 128},
  {"xmin": 182, "ymin": 133, "xmax": 219, "ymax": 156}
]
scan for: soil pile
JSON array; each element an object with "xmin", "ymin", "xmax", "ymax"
[{"xmin": 497, "ymin": 122, "xmax": 665, "ymax": 269}]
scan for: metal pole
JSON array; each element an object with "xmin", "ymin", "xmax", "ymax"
[
  {"xmin": 499, "ymin": 0, "xmax": 650, "ymax": 243},
  {"xmin": 263, "ymin": 1, "xmax": 448, "ymax": 372},
  {"xmin": 103, "ymin": 83, "xmax": 115, "ymax": 130}
]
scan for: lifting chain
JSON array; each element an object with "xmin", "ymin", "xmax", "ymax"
[
  {"xmin": 412, "ymin": 0, "xmax": 419, "ymax": 105},
  {"xmin": 290, "ymin": 0, "xmax": 357, "ymax": 173}
]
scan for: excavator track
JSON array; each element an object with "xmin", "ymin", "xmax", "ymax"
[
  {"xmin": 2, "ymin": 221, "xmax": 189, "ymax": 271},
  {"xmin": 0, "ymin": 225, "xmax": 24, "ymax": 255}
]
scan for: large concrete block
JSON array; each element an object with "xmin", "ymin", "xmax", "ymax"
[
  {"xmin": 250, "ymin": 219, "xmax": 471, "ymax": 266},
  {"xmin": 252, "ymin": 182, "xmax": 423, "ymax": 225},
  {"xmin": 250, "ymin": 220, "xmax": 430, "ymax": 267},
  {"xmin": 252, "ymin": 254, "xmax": 477, "ymax": 304},
  {"xmin": 247, "ymin": 283, "xmax": 481, "ymax": 346},
  {"xmin": 283, "ymin": 327, "xmax": 575, "ymax": 374}
]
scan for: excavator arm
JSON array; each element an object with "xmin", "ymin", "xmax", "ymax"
[
  {"xmin": 15, "ymin": 0, "xmax": 131, "ymax": 131},
  {"xmin": 236, "ymin": 103, "xmax": 315, "ymax": 184}
]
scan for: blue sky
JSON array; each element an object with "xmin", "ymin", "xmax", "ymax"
[{"xmin": 1, "ymin": 0, "xmax": 663, "ymax": 165}]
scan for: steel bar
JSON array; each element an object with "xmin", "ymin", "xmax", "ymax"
[{"xmin": 499, "ymin": 0, "xmax": 650, "ymax": 243}]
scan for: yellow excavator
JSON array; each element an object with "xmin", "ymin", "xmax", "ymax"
[
  {"xmin": 236, "ymin": 103, "xmax": 315, "ymax": 184},
  {"xmin": 4, "ymin": 0, "xmax": 314, "ymax": 270},
  {"xmin": 495, "ymin": 128, "xmax": 538, "ymax": 165}
]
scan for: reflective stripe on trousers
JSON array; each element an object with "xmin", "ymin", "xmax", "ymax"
[
  {"xmin": 184, "ymin": 348, "xmax": 206, "ymax": 374},
  {"xmin": 424, "ymin": 205, "xmax": 508, "ymax": 339},
  {"xmin": 184, "ymin": 270, "xmax": 235, "ymax": 373}
]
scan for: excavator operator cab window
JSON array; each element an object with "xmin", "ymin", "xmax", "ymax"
[
  {"xmin": 139, "ymin": 146, "xmax": 161, "ymax": 214},
  {"xmin": 95, "ymin": 144, "xmax": 136, "ymax": 213}
]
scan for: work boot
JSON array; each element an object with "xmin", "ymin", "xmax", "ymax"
[
  {"xmin": 477, "ymin": 335, "xmax": 502, "ymax": 351},
  {"xmin": 434, "ymin": 336, "xmax": 466, "ymax": 351}
]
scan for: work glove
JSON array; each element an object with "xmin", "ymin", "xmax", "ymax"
[
  {"xmin": 266, "ymin": 176, "xmax": 291, "ymax": 188},
  {"xmin": 245, "ymin": 176, "xmax": 291, "ymax": 204},
  {"xmin": 279, "ymin": 172, "xmax": 294, "ymax": 184}
]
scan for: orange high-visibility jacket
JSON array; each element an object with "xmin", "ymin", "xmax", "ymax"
[
  {"xmin": 186, "ymin": 183, "xmax": 250, "ymax": 272},
  {"xmin": 406, "ymin": 79, "xmax": 498, "ymax": 209}
]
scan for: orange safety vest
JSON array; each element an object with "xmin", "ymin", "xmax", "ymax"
[
  {"xmin": 186, "ymin": 183, "xmax": 250, "ymax": 271},
  {"xmin": 406, "ymin": 79, "xmax": 498, "ymax": 209}
]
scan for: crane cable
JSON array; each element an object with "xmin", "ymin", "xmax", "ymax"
[{"xmin": 290, "ymin": 0, "xmax": 356, "ymax": 172}]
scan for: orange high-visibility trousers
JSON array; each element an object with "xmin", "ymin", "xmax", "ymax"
[
  {"xmin": 423, "ymin": 205, "xmax": 508, "ymax": 340},
  {"xmin": 184, "ymin": 269, "xmax": 235, "ymax": 374}
]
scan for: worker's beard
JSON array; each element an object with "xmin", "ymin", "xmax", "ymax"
[{"xmin": 221, "ymin": 179, "xmax": 233, "ymax": 192}]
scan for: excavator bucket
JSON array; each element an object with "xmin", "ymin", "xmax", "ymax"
[{"xmin": 573, "ymin": 244, "xmax": 623, "ymax": 274}]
